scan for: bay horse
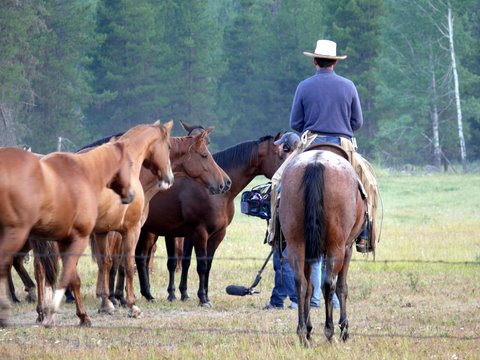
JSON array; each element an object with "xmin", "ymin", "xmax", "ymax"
[
  {"xmin": 0, "ymin": 139, "xmax": 134, "ymax": 327},
  {"xmin": 89, "ymin": 125, "xmax": 231, "ymax": 316},
  {"xmin": 131, "ymin": 132, "xmax": 286, "ymax": 306},
  {"xmin": 33, "ymin": 120, "xmax": 176, "ymax": 322},
  {"xmin": 279, "ymin": 146, "xmax": 366, "ymax": 346}
]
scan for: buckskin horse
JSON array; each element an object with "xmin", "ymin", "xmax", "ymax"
[
  {"xmin": 90, "ymin": 124, "xmax": 231, "ymax": 315},
  {"xmin": 279, "ymin": 145, "xmax": 366, "ymax": 346},
  {"xmin": 0, "ymin": 139, "xmax": 134, "ymax": 327},
  {"xmin": 129, "ymin": 132, "xmax": 286, "ymax": 307},
  {"xmin": 32, "ymin": 120, "xmax": 175, "ymax": 323}
]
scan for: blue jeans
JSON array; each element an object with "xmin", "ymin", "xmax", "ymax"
[
  {"xmin": 311, "ymin": 136, "xmax": 341, "ymax": 146},
  {"xmin": 311, "ymin": 257, "xmax": 340, "ymax": 308},
  {"xmin": 269, "ymin": 247, "xmax": 297, "ymax": 306}
]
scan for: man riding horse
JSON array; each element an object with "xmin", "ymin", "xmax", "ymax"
[{"xmin": 268, "ymin": 39, "xmax": 378, "ymax": 253}]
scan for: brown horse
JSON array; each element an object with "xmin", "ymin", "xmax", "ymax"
[
  {"xmin": 131, "ymin": 133, "xmax": 286, "ymax": 306},
  {"xmin": 33, "ymin": 120, "xmax": 174, "ymax": 323},
  {"xmin": 0, "ymin": 140, "xmax": 134, "ymax": 327},
  {"xmin": 90, "ymin": 125, "xmax": 230, "ymax": 316},
  {"xmin": 279, "ymin": 147, "xmax": 366, "ymax": 346}
]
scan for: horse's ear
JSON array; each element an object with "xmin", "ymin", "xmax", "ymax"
[
  {"xmin": 153, "ymin": 119, "xmax": 161, "ymax": 126},
  {"xmin": 164, "ymin": 120, "xmax": 174, "ymax": 133},
  {"xmin": 109, "ymin": 136, "xmax": 118, "ymax": 143},
  {"xmin": 274, "ymin": 132, "xmax": 284, "ymax": 142},
  {"xmin": 205, "ymin": 126, "xmax": 214, "ymax": 135}
]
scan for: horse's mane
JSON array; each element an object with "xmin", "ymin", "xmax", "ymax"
[
  {"xmin": 76, "ymin": 132, "xmax": 124, "ymax": 152},
  {"xmin": 213, "ymin": 136, "xmax": 273, "ymax": 171}
]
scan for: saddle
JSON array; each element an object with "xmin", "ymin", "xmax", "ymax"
[{"xmin": 304, "ymin": 142, "xmax": 349, "ymax": 161}]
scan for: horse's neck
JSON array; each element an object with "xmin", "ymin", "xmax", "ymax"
[
  {"xmin": 122, "ymin": 129, "xmax": 157, "ymax": 175},
  {"xmin": 169, "ymin": 137, "xmax": 191, "ymax": 169},
  {"xmin": 225, "ymin": 166, "xmax": 257, "ymax": 200},
  {"xmin": 75, "ymin": 144, "xmax": 121, "ymax": 193}
]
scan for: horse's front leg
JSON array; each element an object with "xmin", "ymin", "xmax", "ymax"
[
  {"xmin": 94, "ymin": 233, "xmax": 115, "ymax": 315},
  {"xmin": 137, "ymin": 230, "xmax": 156, "ymax": 301},
  {"xmin": 43, "ymin": 236, "xmax": 89, "ymax": 327},
  {"xmin": 179, "ymin": 236, "xmax": 194, "ymax": 301},
  {"xmin": 193, "ymin": 231, "xmax": 210, "ymax": 307},
  {"xmin": 204, "ymin": 229, "xmax": 226, "ymax": 304},
  {"xmin": 164, "ymin": 236, "xmax": 177, "ymax": 301},
  {"xmin": 69, "ymin": 268, "xmax": 92, "ymax": 327},
  {"xmin": 124, "ymin": 226, "xmax": 142, "ymax": 318}
]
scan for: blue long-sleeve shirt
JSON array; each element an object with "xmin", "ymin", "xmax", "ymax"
[{"xmin": 289, "ymin": 68, "xmax": 363, "ymax": 139}]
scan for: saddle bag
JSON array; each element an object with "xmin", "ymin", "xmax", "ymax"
[{"xmin": 240, "ymin": 182, "xmax": 272, "ymax": 220}]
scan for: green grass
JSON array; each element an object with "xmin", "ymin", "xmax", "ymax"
[{"xmin": 2, "ymin": 172, "xmax": 480, "ymax": 359}]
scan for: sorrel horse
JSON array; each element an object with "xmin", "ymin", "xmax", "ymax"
[
  {"xmin": 131, "ymin": 132, "xmax": 286, "ymax": 306},
  {"xmin": 0, "ymin": 140, "xmax": 134, "ymax": 327},
  {"xmin": 89, "ymin": 125, "xmax": 231, "ymax": 316},
  {"xmin": 32, "ymin": 120, "xmax": 175, "ymax": 322},
  {"xmin": 279, "ymin": 146, "xmax": 366, "ymax": 346}
]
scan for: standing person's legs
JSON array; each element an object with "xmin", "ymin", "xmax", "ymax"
[
  {"xmin": 265, "ymin": 248, "xmax": 287, "ymax": 308},
  {"xmin": 281, "ymin": 247, "xmax": 297, "ymax": 308},
  {"xmin": 310, "ymin": 260, "xmax": 321, "ymax": 307}
]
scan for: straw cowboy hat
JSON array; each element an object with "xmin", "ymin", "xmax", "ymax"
[{"xmin": 303, "ymin": 40, "xmax": 347, "ymax": 60}]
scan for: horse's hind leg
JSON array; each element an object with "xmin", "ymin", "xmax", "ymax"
[
  {"xmin": 13, "ymin": 254, "xmax": 36, "ymax": 303},
  {"xmin": 43, "ymin": 237, "xmax": 89, "ymax": 327},
  {"xmin": 322, "ymin": 256, "xmax": 337, "ymax": 342},
  {"xmin": 7, "ymin": 267, "xmax": 20, "ymax": 303},
  {"xmin": 336, "ymin": 247, "xmax": 352, "ymax": 342}
]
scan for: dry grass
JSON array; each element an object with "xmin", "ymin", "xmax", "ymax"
[{"xmin": 1, "ymin": 173, "xmax": 479, "ymax": 359}]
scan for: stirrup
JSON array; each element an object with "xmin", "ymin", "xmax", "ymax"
[{"xmin": 355, "ymin": 222, "xmax": 373, "ymax": 253}]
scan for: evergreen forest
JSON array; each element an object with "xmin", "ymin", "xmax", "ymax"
[{"xmin": 1, "ymin": 0, "xmax": 479, "ymax": 170}]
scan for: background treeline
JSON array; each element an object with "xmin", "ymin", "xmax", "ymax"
[{"xmin": 1, "ymin": 0, "xmax": 479, "ymax": 170}]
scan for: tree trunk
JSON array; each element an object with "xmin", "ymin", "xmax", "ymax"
[
  {"xmin": 0, "ymin": 102, "xmax": 18, "ymax": 147},
  {"xmin": 447, "ymin": 5, "xmax": 467, "ymax": 172}
]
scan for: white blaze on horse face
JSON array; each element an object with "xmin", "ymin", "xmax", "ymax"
[
  {"xmin": 156, "ymin": 159, "xmax": 174, "ymax": 190},
  {"xmin": 52, "ymin": 288, "xmax": 66, "ymax": 311}
]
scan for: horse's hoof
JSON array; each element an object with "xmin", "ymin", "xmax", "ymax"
[
  {"xmin": 98, "ymin": 306, "xmax": 115, "ymax": 315},
  {"xmin": 109, "ymin": 297, "xmax": 118, "ymax": 306},
  {"xmin": 299, "ymin": 336, "xmax": 311, "ymax": 348},
  {"xmin": 199, "ymin": 301, "xmax": 212, "ymax": 308},
  {"xmin": 80, "ymin": 318, "xmax": 92, "ymax": 327},
  {"xmin": 42, "ymin": 317, "xmax": 55, "ymax": 328},
  {"xmin": 147, "ymin": 297, "xmax": 157, "ymax": 303},
  {"xmin": 180, "ymin": 293, "xmax": 189, "ymax": 301},
  {"xmin": 26, "ymin": 293, "xmax": 37, "ymax": 304},
  {"xmin": 167, "ymin": 294, "xmax": 176, "ymax": 302},
  {"xmin": 128, "ymin": 305, "xmax": 142, "ymax": 318},
  {"xmin": 341, "ymin": 329, "xmax": 349, "ymax": 342}
]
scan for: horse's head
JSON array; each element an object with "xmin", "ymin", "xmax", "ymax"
[
  {"xmin": 178, "ymin": 128, "xmax": 231, "ymax": 195},
  {"xmin": 257, "ymin": 132, "xmax": 289, "ymax": 179},
  {"xmin": 108, "ymin": 141, "xmax": 135, "ymax": 204},
  {"xmin": 143, "ymin": 120, "xmax": 175, "ymax": 191}
]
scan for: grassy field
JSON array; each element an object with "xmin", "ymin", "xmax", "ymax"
[{"xmin": 2, "ymin": 172, "xmax": 479, "ymax": 359}]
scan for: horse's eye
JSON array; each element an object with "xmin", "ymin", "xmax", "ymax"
[{"xmin": 201, "ymin": 154, "xmax": 208, "ymax": 159}]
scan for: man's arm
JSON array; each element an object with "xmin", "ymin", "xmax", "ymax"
[
  {"xmin": 289, "ymin": 86, "xmax": 305, "ymax": 133},
  {"xmin": 350, "ymin": 86, "xmax": 363, "ymax": 132}
]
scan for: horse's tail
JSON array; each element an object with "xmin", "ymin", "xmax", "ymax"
[
  {"xmin": 31, "ymin": 241, "xmax": 59, "ymax": 287},
  {"xmin": 303, "ymin": 161, "xmax": 326, "ymax": 262}
]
